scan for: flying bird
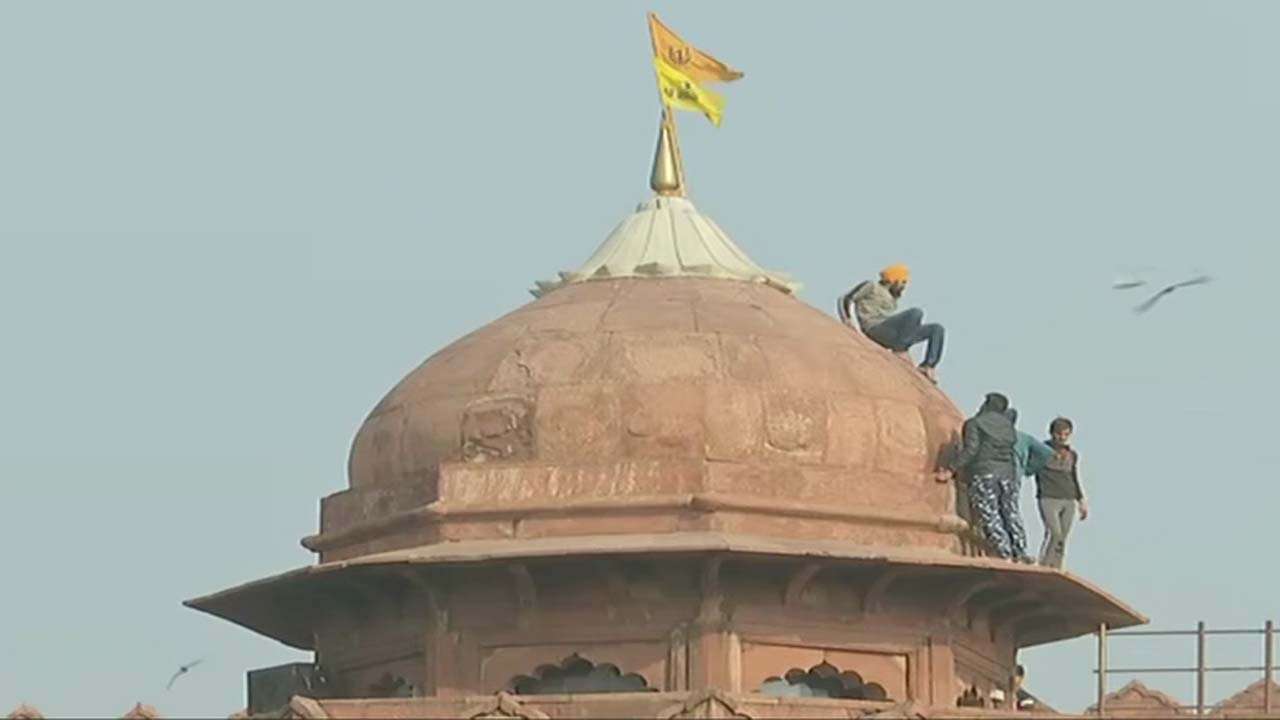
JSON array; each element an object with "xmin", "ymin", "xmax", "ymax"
[
  {"xmin": 166, "ymin": 658, "xmax": 204, "ymax": 691},
  {"xmin": 1113, "ymin": 265, "xmax": 1155, "ymax": 290},
  {"xmin": 1133, "ymin": 274, "xmax": 1212, "ymax": 314},
  {"xmin": 1112, "ymin": 277, "xmax": 1148, "ymax": 290}
]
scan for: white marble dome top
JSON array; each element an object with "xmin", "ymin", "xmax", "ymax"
[{"xmin": 533, "ymin": 195, "xmax": 798, "ymax": 297}]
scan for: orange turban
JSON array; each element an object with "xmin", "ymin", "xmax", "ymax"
[{"xmin": 879, "ymin": 264, "xmax": 911, "ymax": 284}]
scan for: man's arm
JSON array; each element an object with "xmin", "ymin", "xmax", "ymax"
[
  {"xmin": 1025, "ymin": 436, "xmax": 1054, "ymax": 477},
  {"xmin": 850, "ymin": 281, "xmax": 879, "ymax": 330},
  {"xmin": 837, "ymin": 290, "xmax": 858, "ymax": 329},
  {"xmin": 950, "ymin": 420, "xmax": 981, "ymax": 473},
  {"xmin": 1074, "ymin": 453, "xmax": 1089, "ymax": 519}
]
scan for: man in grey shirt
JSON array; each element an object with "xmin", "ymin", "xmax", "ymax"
[
  {"xmin": 1034, "ymin": 416, "xmax": 1089, "ymax": 568},
  {"xmin": 836, "ymin": 263, "xmax": 945, "ymax": 383}
]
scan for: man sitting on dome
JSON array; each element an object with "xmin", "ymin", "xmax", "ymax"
[{"xmin": 837, "ymin": 264, "xmax": 945, "ymax": 383}]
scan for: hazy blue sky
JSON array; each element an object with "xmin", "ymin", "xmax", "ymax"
[{"xmin": 2, "ymin": 1, "xmax": 1277, "ymax": 716}]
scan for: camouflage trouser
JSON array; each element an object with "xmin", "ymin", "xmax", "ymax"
[{"xmin": 968, "ymin": 472, "xmax": 1028, "ymax": 559}]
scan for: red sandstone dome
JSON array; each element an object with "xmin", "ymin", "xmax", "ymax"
[
  {"xmin": 189, "ymin": 190, "xmax": 1143, "ymax": 714},
  {"xmin": 349, "ymin": 279, "xmax": 960, "ymax": 489},
  {"xmin": 184, "ymin": 95, "xmax": 1148, "ymax": 717},
  {"xmin": 311, "ymin": 197, "xmax": 970, "ymax": 563}
]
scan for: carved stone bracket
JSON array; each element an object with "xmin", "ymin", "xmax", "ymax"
[
  {"xmin": 508, "ymin": 563, "xmax": 537, "ymax": 627},
  {"xmin": 1010, "ymin": 610, "xmax": 1099, "ymax": 645},
  {"xmin": 862, "ymin": 568, "xmax": 909, "ymax": 615},
  {"xmin": 348, "ymin": 574, "xmax": 389, "ymax": 612},
  {"xmin": 783, "ymin": 562, "xmax": 822, "ymax": 606},
  {"xmin": 667, "ymin": 623, "xmax": 690, "ymax": 692},
  {"xmin": 944, "ymin": 578, "xmax": 1001, "ymax": 625},
  {"xmin": 315, "ymin": 582, "xmax": 374, "ymax": 624},
  {"xmin": 396, "ymin": 569, "xmax": 447, "ymax": 627},
  {"xmin": 595, "ymin": 560, "xmax": 631, "ymax": 607},
  {"xmin": 464, "ymin": 691, "xmax": 550, "ymax": 720},
  {"xmin": 281, "ymin": 696, "xmax": 329, "ymax": 719},
  {"xmin": 657, "ymin": 689, "xmax": 751, "ymax": 719},
  {"xmin": 698, "ymin": 556, "xmax": 726, "ymax": 625},
  {"xmin": 976, "ymin": 590, "xmax": 1039, "ymax": 637},
  {"xmin": 997, "ymin": 606, "xmax": 1064, "ymax": 643}
]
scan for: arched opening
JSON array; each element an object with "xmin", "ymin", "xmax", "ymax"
[
  {"xmin": 508, "ymin": 653, "xmax": 654, "ymax": 694},
  {"xmin": 759, "ymin": 661, "xmax": 890, "ymax": 700}
]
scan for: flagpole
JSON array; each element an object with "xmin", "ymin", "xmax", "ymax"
[
  {"xmin": 664, "ymin": 106, "xmax": 688, "ymax": 197},
  {"xmin": 648, "ymin": 13, "xmax": 687, "ymax": 198}
]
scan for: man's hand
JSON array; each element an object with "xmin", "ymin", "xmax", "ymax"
[
  {"xmin": 1078, "ymin": 500, "xmax": 1090, "ymax": 521},
  {"xmin": 935, "ymin": 469, "xmax": 955, "ymax": 484}
]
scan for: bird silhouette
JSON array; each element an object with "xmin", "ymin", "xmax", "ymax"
[
  {"xmin": 1112, "ymin": 265, "xmax": 1155, "ymax": 290},
  {"xmin": 1133, "ymin": 274, "xmax": 1212, "ymax": 314},
  {"xmin": 166, "ymin": 658, "xmax": 204, "ymax": 690}
]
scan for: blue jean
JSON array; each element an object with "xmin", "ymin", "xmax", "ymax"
[{"xmin": 866, "ymin": 308, "xmax": 945, "ymax": 368}]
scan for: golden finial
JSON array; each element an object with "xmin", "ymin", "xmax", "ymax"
[{"xmin": 650, "ymin": 111, "xmax": 683, "ymax": 196}]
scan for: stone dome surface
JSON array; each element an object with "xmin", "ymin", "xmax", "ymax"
[
  {"xmin": 322, "ymin": 197, "xmax": 969, "ymax": 561},
  {"xmin": 350, "ymin": 277, "xmax": 960, "ymax": 489}
]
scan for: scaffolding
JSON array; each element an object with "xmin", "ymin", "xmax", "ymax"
[{"xmin": 1094, "ymin": 620, "xmax": 1276, "ymax": 715}]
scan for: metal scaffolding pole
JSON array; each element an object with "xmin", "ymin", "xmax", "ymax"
[
  {"xmin": 1196, "ymin": 621, "xmax": 1207, "ymax": 716},
  {"xmin": 1098, "ymin": 623, "xmax": 1108, "ymax": 716},
  {"xmin": 1266, "ymin": 620, "xmax": 1274, "ymax": 715}
]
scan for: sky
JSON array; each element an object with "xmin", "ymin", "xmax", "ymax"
[{"xmin": 1, "ymin": 1, "xmax": 1278, "ymax": 716}]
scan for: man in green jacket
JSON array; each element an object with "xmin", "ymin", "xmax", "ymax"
[{"xmin": 1006, "ymin": 408, "xmax": 1055, "ymax": 481}]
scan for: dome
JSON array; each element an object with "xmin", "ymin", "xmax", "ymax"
[
  {"xmin": 531, "ymin": 196, "xmax": 799, "ymax": 296},
  {"xmin": 319, "ymin": 197, "xmax": 968, "ymax": 562},
  {"xmin": 188, "ymin": 120, "xmax": 1146, "ymax": 689}
]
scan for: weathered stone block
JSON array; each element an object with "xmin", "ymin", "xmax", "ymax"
[
  {"xmin": 874, "ymin": 400, "xmax": 929, "ymax": 475},
  {"xmin": 535, "ymin": 386, "xmax": 622, "ymax": 462},
  {"xmin": 763, "ymin": 389, "xmax": 827, "ymax": 462},
  {"xmin": 692, "ymin": 301, "xmax": 777, "ymax": 336},
  {"xmin": 440, "ymin": 460, "xmax": 702, "ymax": 505},
  {"xmin": 704, "ymin": 462, "xmax": 802, "ymax": 499},
  {"xmin": 516, "ymin": 512, "xmax": 682, "ymax": 540},
  {"xmin": 347, "ymin": 404, "xmax": 406, "ymax": 488},
  {"xmin": 515, "ymin": 301, "xmax": 612, "ymax": 333},
  {"xmin": 602, "ymin": 298, "xmax": 696, "ymax": 332},
  {"xmin": 826, "ymin": 394, "xmax": 877, "ymax": 468},
  {"xmin": 622, "ymin": 383, "xmax": 706, "ymax": 459},
  {"xmin": 489, "ymin": 337, "xmax": 603, "ymax": 392},
  {"xmin": 437, "ymin": 518, "xmax": 517, "ymax": 542},
  {"xmin": 320, "ymin": 481, "xmax": 433, "ymax": 534},
  {"xmin": 613, "ymin": 333, "xmax": 719, "ymax": 383},
  {"xmin": 718, "ymin": 335, "xmax": 769, "ymax": 383},
  {"xmin": 396, "ymin": 395, "xmax": 469, "ymax": 475},
  {"xmin": 704, "ymin": 384, "xmax": 763, "ymax": 461},
  {"xmin": 461, "ymin": 395, "xmax": 535, "ymax": 463}
]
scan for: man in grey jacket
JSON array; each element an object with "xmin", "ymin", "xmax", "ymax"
[
  {"xmin": 837, "ymin": 263, "xmax": 945, "ymax": 383},
  {"xmin": 1035, "ymin": 417, "xmax": 1088, "ymax": 568},
  {"xmin": 937, "ymin": 393, "xmax": 1030, "ymax": 561}
]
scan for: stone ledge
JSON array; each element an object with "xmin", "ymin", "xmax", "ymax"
[{"xmin": 301, "ymin": 493, "xmax": 968, "ymax": 555}]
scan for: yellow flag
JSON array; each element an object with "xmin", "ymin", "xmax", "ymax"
[
  {"xmin": 648, "ymin": 13, "xmax": 744, "ymax": 84},
  {"xmin": 654, "ymin": 55, "xmax": 725, "ymax": 127}
]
